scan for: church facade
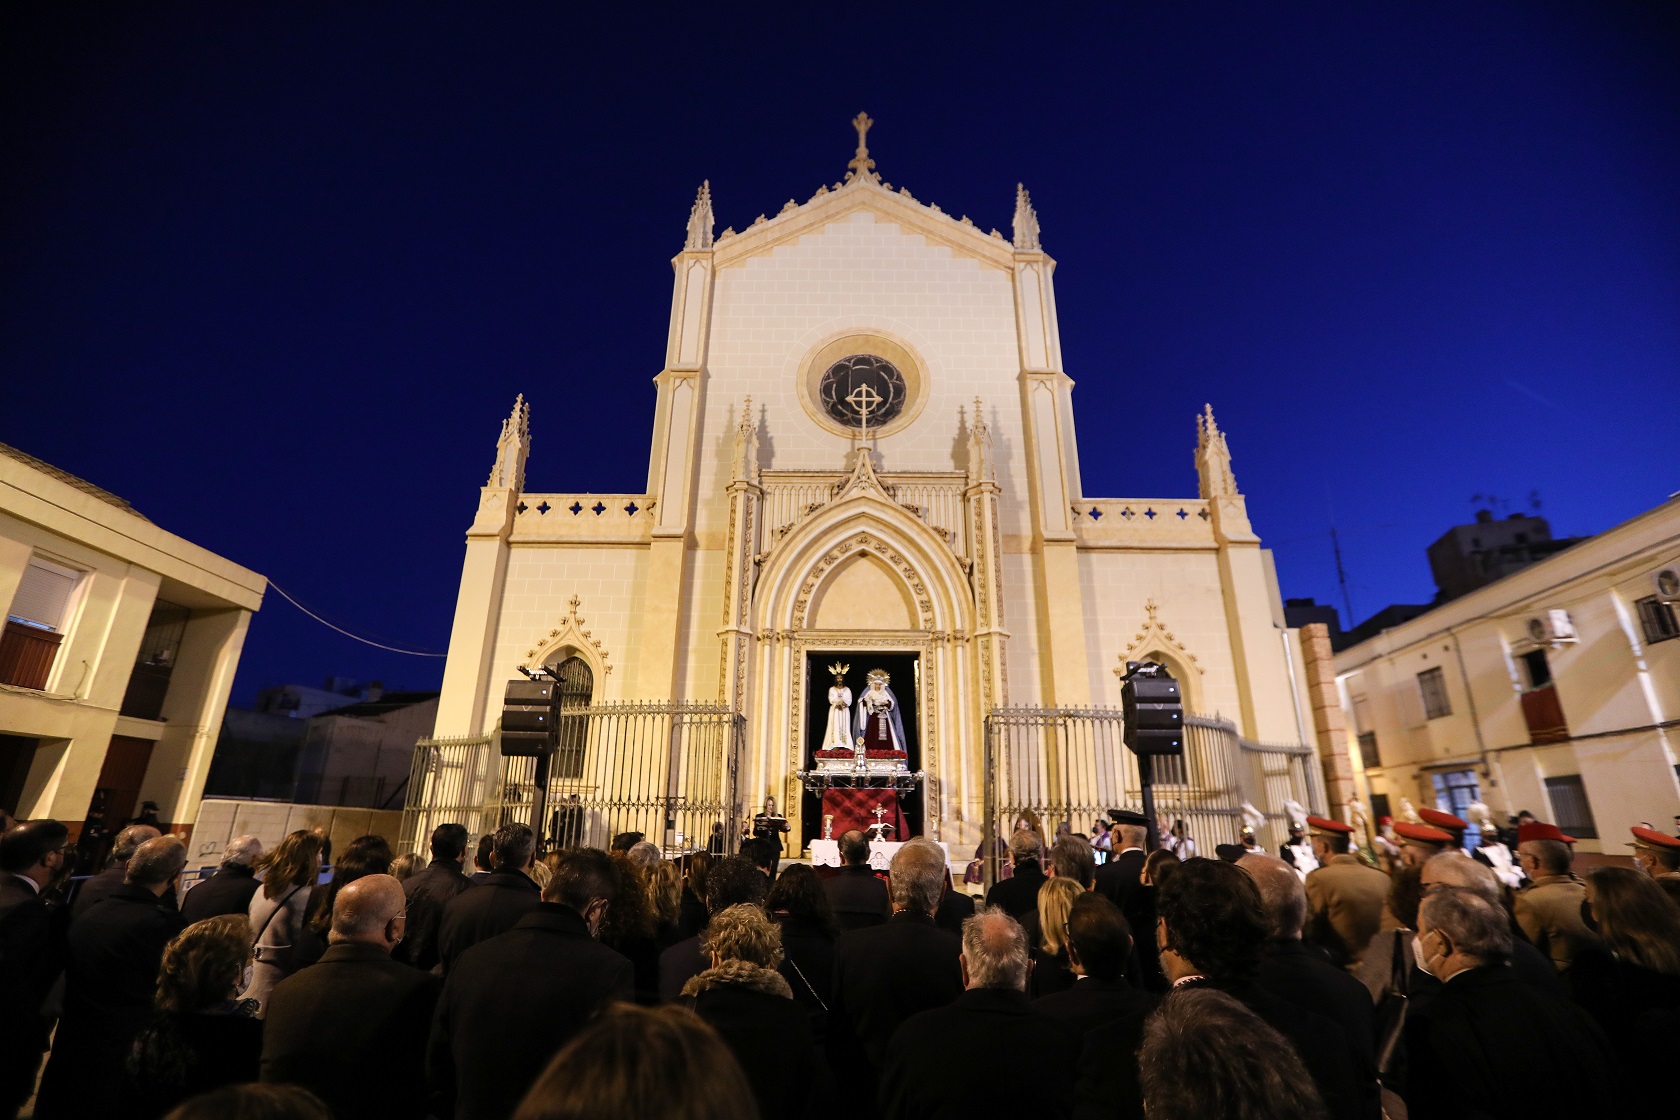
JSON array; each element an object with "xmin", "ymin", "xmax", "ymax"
[{"xmin": 432, "ymin": 118, "xmax": 1319, "ymax": 853}]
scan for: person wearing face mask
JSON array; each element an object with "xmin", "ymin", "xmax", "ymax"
[
  {"xmin": 428, "ymin": 846, "xmax": 633, "ymax": 1120},
  {"xmin": 260, "ymin": 873, "xmax": 439, "ymax": 1120},
  {"xmin": 1512, "ymin": 821, "xmax": 1600, "ymax": 973},
  {"xmin": 1410, "ymin": 852, "xmax": 1563, "ymax": 1005},
  {"xmin": 1404, "ymin": 888, "xmax": 1618, "ymax": 1120}
]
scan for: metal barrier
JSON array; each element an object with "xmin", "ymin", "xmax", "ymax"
[
  {"xmin": 981, "ymin": 709, "xmax": 1324, "ymax": 888},
  {"xmin": 402, "ymin": 703, "xmax": 745, "ymax": 856}
]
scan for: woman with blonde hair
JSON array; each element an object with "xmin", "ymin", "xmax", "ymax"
[
  {"xmin": 388, "ymin": 852, "xmax": 425, "ymax": 884},
  {"xmin": 1029, "ymin": 876, "xmax": 1083, "ymax": 998},
  {"xmin": 244, "ymin": 830, "xmax": 321, "ymax": 1011},
  {"xmin": 129, "ymin": 916, "xmax": 264, "ymax": 1117},
  {"xmin": 650, "ymin": 859, "xmax": 683, "ymax": 932},
  {"xmin": 680, "ymin": 904, "xmax": 821, "ymax": 1117}
]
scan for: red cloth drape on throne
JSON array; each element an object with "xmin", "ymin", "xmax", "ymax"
[{"xmin": 820, "ymin": 788, "xmax": 908, "ymax": 841}]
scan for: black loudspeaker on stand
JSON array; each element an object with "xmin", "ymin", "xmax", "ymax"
[
  {"xmin": 1120, "ymin": 661, "xmax": 1184, "ymax": 853},
  {"xmin": 501, "ymin": 676, "xmax": 558, "ymax": 844}
]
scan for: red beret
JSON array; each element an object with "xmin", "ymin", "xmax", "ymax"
[
  {"xmin": 1306, "ymin": 816, "xmax": 1352, "ymax": 835},
  {"xmin": 1518, "ymin": 821, "xmax": 1575, "ymax": 845},
  {"xmin": 1629, "ymin": 826, "xmax": 1680, "ymax": 851},
  {"xmin": 1418, "ymin": 808, "xmax": 1469, "ymax": 830},
  {"xmin": 1377, "ymin": 815, "xmax": 1394, "ymax": 826},
  {"xmin": 1393, "ymin": 822, "xmax": 1454, "ymax": 845}
]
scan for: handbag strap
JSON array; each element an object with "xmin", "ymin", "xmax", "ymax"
[
  {"xmin": 781, "ymin": 957, "xmax": 828, "ymax": 1013},
  {"xmin": 253, "ymin": 884, "xmax": 303, "ymax": 945},
  {"xmin": 1389, "ymin": 928, "xmax": 1410, "ymax": 996}
]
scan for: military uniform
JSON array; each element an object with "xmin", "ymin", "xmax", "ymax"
[
  {"xmin": 1304, "ymin": 851, "xmax": 1390, "ymax": 971},
  {"xmin": 1514, "ymin": 873, "xmax": 1598, "ymax": 972}
]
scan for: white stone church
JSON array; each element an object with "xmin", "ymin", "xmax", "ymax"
[{"xmin": 428, "ymin": 116, "xmax": 1328, "ymax": 855}]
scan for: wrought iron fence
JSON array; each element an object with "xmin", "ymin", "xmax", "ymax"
[
  {"xmin": 402, "ymin": 703, "xmax": 745, "ymax": 857},
  {"xmin": 981, "ymin": 709, "xmax": 1325, "ymax": 888},
  {"xmin": 400, "ymin": 735, "xmax": 501, "ymax": 855}
]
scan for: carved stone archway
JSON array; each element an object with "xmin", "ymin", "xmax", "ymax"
[{"xmin": 748, "ymin": 462, "xmax": 978, "ymax": 843}]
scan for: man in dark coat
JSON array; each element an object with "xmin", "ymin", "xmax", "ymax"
[
  {"xmin": 831, "ymin": 839, "xmax": 963, "ymax": 1101},
  {"xmin": 429, "ymin": 848, "xmax": 634, "ymax": 1120},
  {"xmin": 435, "ymin": 822, "xmax": 539, "ymax": 972},
  {"xmin": 261, "ymin": 874, "xmax": 441, "ymax": 1120},
  {"xmin": 396, "ymin": 822, "xmax": 473, "ymax": 971},
  {"xmin": 68, "ymin": 822, "xmax": 159, "ymax": 921},
  {"xmin": 180, "ymin": 835, "xmax": 262, "ymax": 923},
  {"xmin": 1095, "ymin": 811, "xmax": 1162, "ymax": 992},
  {"xmin": 1093, "ymin": 810, "xmax": 1148, "ymax": 913},
  {"xmin": 0, "ymin": 819, "xmax": 71, "ymax": 1120},
  {"xmin": 658, "ymin": 855, "xmax": 769, "ymax": 1000},
  {"xmin": 1240, "ymin": 854, "xmax": 1376, "ymax": 1062},
  {"xmin": 883, "ymin": 907, "xmax": 1078, "ymax": 1120},
  {"xmin": 823, "ymin": 830, "xmax": 889, "ymax": 931},
  {"xmin": 934, "ymin": 877, "xmax": 976, "ymax": 936},
  {"xmin": 1033, "ymin": 893, "xmax": 1156, "ymax": 1035},
  {"xmin": 34, "ymin": 835, "xmax": 187, "ymax": 1119},
  {"xmin": 1073, "ymin": 858, "xmax": 1378, "ymax": 1120},
  {"xmin": 985, "ymin": 829, "xmax": 1047, "ymax": 920},
  {"xmin": 1406, "ymin": 887, "xmax": 1618, "ymax": 1119},
  {"xmin": 468, "ymin": 833, "xmax": 494, "ymax": 884}
]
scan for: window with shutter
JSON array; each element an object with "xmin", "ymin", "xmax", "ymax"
[
  {"xmin": 7, "ymin": 558, "xmax": 81, "ymax": 631},
  {"xmin": 1543, "ymin": 775, "xmax": 1598, "ymax": 839},
  {"xmin": 1416, "ymin": 666, "xmax": 1452, "ymax": 720}
]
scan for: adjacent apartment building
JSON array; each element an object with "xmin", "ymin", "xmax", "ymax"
[
  {"xmin": 1335, "ymin": 495, "xmax": 1680, "ymax": 856},
  {"xmin": 0, "ymin": 443, "xmax": 265, "ymax": 861}
]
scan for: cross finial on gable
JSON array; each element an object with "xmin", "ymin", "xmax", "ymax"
[{"xmin": 847, "ymin": 112, "xmax": 878, "ymax": 182}]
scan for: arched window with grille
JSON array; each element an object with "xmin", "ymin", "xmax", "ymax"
[{"xmin": 550, "ymin": 656, "xmax": 594, "ymax": 780}]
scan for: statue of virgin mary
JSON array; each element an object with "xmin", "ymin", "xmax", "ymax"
[{"xmin": 853, "ymin": 668, "xmax": 908, "ymax": 753}]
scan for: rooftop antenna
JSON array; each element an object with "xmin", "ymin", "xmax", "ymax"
[{"xmin": 1330, "ymin": 524, "xmax": 1355, "ymax": 629}]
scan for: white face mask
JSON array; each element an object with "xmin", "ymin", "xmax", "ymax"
[{"xmin": 1414, "ymin": 928, "xmax": 1447, "ymax": 981}]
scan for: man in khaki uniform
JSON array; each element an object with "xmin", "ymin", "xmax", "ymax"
[
  {"xmin": 1302, "ymin": 816, "xmax": 1390, "ymax": 971},
  {"xmin": 1628, "ymin": 825, "xmax": 1680, "ymax": 878},
  {"xmin": 1513, "ymin": 821, "xmax": 1598, "ymax": 973},
  {"xmin": 1629, "ymin": 825, "xmax": 1680, "ymax": 907},
  {"xmin": 1393, "ymin": 820, "xmax": 1455, "ymax": 867}
]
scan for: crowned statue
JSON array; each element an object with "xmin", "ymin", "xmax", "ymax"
[
  {"xmin": 822, "ymin": 662, "xmax": 855, "ymax": 753},
  {"xmin": 854, "ymin": 668, "xmax": 908, "ymax": 754}
]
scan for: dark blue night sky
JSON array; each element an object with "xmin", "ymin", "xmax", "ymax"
[{"xmin": 3, "ymin": 2, "xmax": 1676, "ymax": 704}]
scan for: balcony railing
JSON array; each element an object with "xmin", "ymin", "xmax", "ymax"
[
  {"xmin": 0, "ymin": 621, "xmax": 62, "ymax": 690},
  {"xmin": 1520, "ymin": 684, "xmax": 1570, "ymax": 744}
]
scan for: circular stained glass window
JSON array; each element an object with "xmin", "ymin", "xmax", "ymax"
[{"xmin": 818, "ymin": 354, "xmax": 907, "ymax": 430}]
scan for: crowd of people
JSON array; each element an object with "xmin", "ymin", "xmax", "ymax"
[{"xmin": 1, "ymin": 804, "xmax": 1677, "ymax": 1120}]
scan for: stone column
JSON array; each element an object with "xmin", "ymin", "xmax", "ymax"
[
  {"xmin": 1299, "ymin": 622, "xmax": 1357, "ymax": 817},
  {"xmin": 436, "ymin": 398, "xmax": 529, "ymax": 739},
  {"xmin": 640, "ymin": 204, "xmax": 716, "ymax": 702},
  {"xmin": 716, "ymin": 404, "xmax": 761, "ymax": 717},
  {"xmin": 964, "ymin": 402, "xmax": 1010, "ymax": 718},
  {"xmin": 144, "ymin": 607, "xmax": 253, "ymax": 835}
]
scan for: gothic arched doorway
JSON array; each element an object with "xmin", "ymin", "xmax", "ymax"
[{"xmin": 549, "ymin": 655, "xmax": 594, "ymax": 780}]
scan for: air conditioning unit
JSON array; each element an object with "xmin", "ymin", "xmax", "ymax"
[
  {"xmin": 1653, "ymin": 568, "xmax": 1680, "ymax": 603},
  {"xmin": 1526, "ymin": 609, "xmax": 1577, "ymax": 646}
]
